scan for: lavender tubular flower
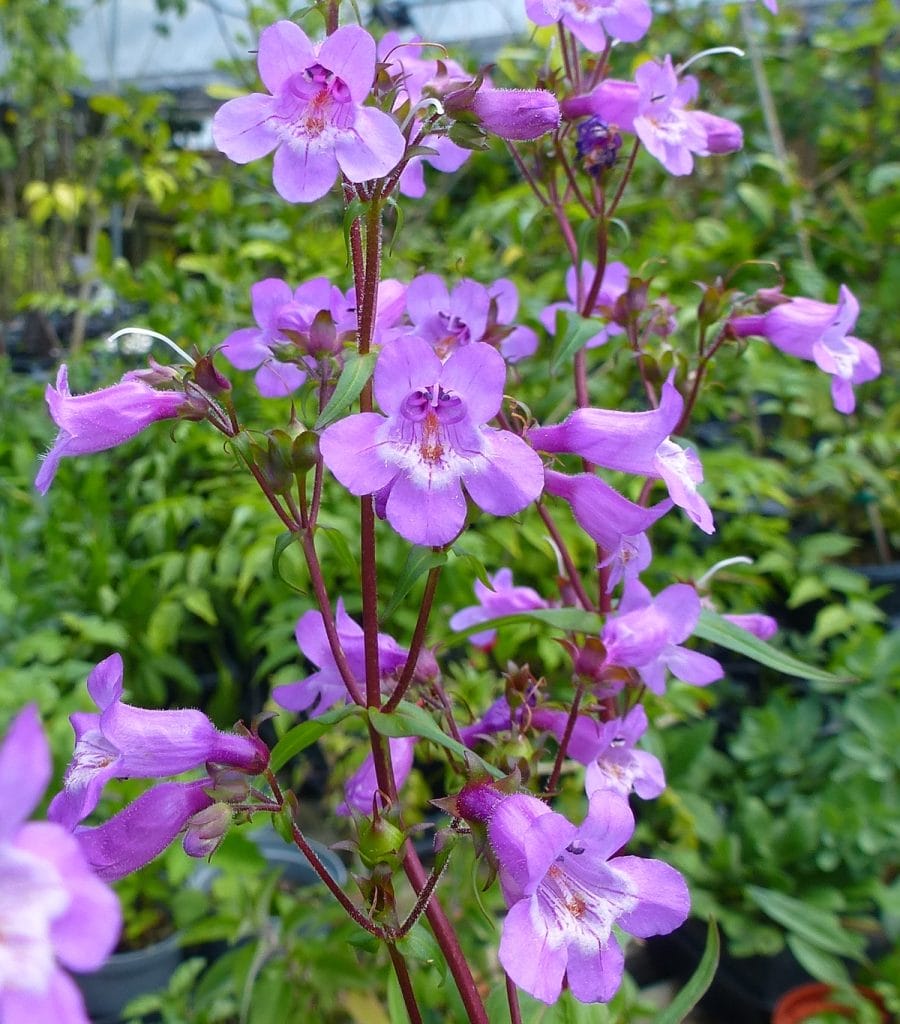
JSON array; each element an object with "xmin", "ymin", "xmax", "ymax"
[
  {"xmin": 543, "ymin": 470, "xmax": 672, "ymax": 589},
  {"xmin": 48, "ymin": 654, "xmax": 268, "ymax": 830},
  {"xmin": 488, "ymin": 792, "xmax": 688, "ymax": 1003},
  {"xmin": 444, "ymin": 85, "xmax": 560, "ymax": 141},
  {"xmin": 35, "ymin": 365, "xmax": 187, "ymax": 494},
  {"xmin": 525, "ymin": 0, "xmax": 652, "ymax": 50},
  {"xmin": 449, "ymin": 567, "xmax": 548, "ymax": 648},
  {"xmin": 213, "ymin": 22, "xmax": 405, "ymax": 203},
  {"xmin": 730, "ymin": 285, "xmax": 880, "ymax": 413},
  {"xmin": 582, "ymin": 706, "xmax": 666, "ymax": 799},
  {"xmin": 563, "ymin": 57, "xmax": 743, "ymax": 175},
  {"xmin": 541, "ymin": 260, "xmax": 629, "ymax": 349},
  {"xmin": 602, "ymin": 581, "xmax": 723, "ymax": 693},
  {"xmin": 1, "ymin": 707, "xmax": 121, "ymax": 1023},
  {"xmin": 320, "ymin": 337, "xmax": 544, "ymax": 546},
  {"xmin": 273, "ymin": 600, "xmax": 406, "ymax": 715},
  {"xmin": 528, "ymin": 373, "xmax": 714, "ymax": 533}
]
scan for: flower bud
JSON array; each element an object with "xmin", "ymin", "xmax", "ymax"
[
  {"xmin": 357, "ymin": 814, "xmax": 407, "ymax": 870},
  {"xmin": 192, "ymin": 354, "xmax": 232, "ymax": 395},
  {"xmin": 183, "ymin": 801, "xmax": 232, "ymax": 858},
  {"xmin": 575, "ymin": 116, "xmax": 623, "ymax": 175},
  {"xmin": 446, "ymin": 86, "xmax": 560, "ymax": 141}
]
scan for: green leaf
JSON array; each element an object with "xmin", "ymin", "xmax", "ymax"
[
  {"xmin": 269, "ymin": 704, "xmax": 363, "ymax": 772},
  {"xmin": 650, "ymin": 919, "xmax": 720, "ymax": 1024},
  {"xmin": 271, "ymin": 531, "xmax": 306, "ymax": 594},
  {"xmin": 382, "ymin": 547, "xmax": 447, "ymax": 619},
  {"xmin": 182, "ymin": 588, "xmax": 218, "ymax": 625},
  {"xmin": 369, "ymin": 701, "xmax": 503, "ymax": 779},
  {"xmin": 550, "ymin": 310, "xmax": 604, "ymax": 372},
  {"xmin": 314, "ymin": 352, "xmax": 377, "ymax": 430},
  {"xmin": 59, "ymin": 612, "xmax": 129, "ymax": 648},
  {"xmin": 694, "ymin": 610, "xmax": 849, "ymax": 683},
  {"xmin": 447, "ymin": 607, "xmax": 604, "ymax": 643},
  {"xmin": 746, "ymin": 887, "xmax": 866, "ymax": 960},
  {"xmin": 787, "ymin": 935, "xmax": 853, "ymax": 986}
]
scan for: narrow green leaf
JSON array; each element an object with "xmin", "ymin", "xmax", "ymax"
[
  {"xmin": 270, "ymin": 705, "xmax": 363, "ymax": 772},
  {"xmin": 786, "ymin": 935, "xmax": 853, "ymax": 987},
  {"xmin": 550, "ymin": 310, "xmax": 604, "ymax": 372},
  {"xmin": 382, "ymin": 547, "xmax": 447, "ymax": 619},
  {"xmin": 650, "ymin": 919, "xmax": 720, "ymax": 1024},
  {"xmin": 694, "ymin": 610, "xmax": 849, "ymax": 683},
  {"xmin": 746, "ymin": 886, "xmax": 866, "ymax": 960},
  {"xmin": 272, "ymin": 531, "xmax": 306, "ymax": 594},
  {"xmin": 369, "ymin": 701, "xmax": 503, "ymax": 779},
  {"xmin": 447, "ymin": 607, "xmax": 604, "ymax": 643},
  {"xmin": 314, "ymin": 352, "xmax": 377, "ymax": 430}
]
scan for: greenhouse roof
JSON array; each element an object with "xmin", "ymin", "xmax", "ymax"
[{"xmin": 66, "ymin": 0, "xmax": 528, "ymax": 92}]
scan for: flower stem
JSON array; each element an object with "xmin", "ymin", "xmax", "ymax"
[
  {"xmin": 382, "ymin": 563, "xmax": 443, "ymax": 713},
  {"xmin": 506, "ymin": 974, "xmax": 523, "ymax": 1024},
  {"xmin": 387, "ymin": 943, "xmax": 425, "ymax": 1024},
  {"xmin": 545, "ymin": 680, "xmax": 588, "ymax": 794}
]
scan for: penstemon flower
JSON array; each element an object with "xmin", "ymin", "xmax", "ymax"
[
  {"xmin": 457, "ymin": 786, "xmax": 689, "ymax": 1004},
  {"xmin": 48, "ymin": 654, "xmax": 268, "ymax": 831},
  {"xmin": 273, "ymin": 600, "xmax": 407, "ymax": 716},
  {"xmin": 729, "ymin": 284, "xmax": 880, "ymax": 414},
  {"xmin": 601, "ymin": 580, "xmax": 723, "ymax": 692},
  {"xmin": 0, "ymin": 707, "xmax": 121, "ymax": 1022},
  {"xmin": 540, "ymin": 260, "xmax": 630, "ymax": 349},
  {"xmin": 528, "ymin": 372, "xmax": 715, "ymax": 534},
  {"xmin": 35, "ymin": 365, "xmax": 189, "ymax": 494},
  {"xmin": 320, "ymin": 337, "xmax": 544, "ymax": 546},
  {"xmin": 450, "ymin": 567, "xmax": 548, "ymax": 648},
  {"xmin": 525, "ymin": 0, "xmax": 653, "ymax": 51},
  {"xmin": 213, "ymin": 21, "xmax": 405, "ymax": 203}
]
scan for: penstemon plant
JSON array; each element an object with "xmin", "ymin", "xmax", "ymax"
[{"xmin": 8, "ymin": 0, "xmax": 884, "ymax": 1021}]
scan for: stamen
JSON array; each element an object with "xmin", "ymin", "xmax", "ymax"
[{"xmin": 106, "ymin": 327, "xmax": 195, "ymax": 366}]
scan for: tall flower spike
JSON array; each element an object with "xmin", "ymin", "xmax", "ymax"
[
  {"xmin": 528, "ymin": 372, "xmax": 714, "ymax": 533},
  {"xmin": 0, "ymin": 706, "xmax": 121, "ymax": 1023},
  {"xmin": 320, "ymin": 337, "xmax": 544, "ymax": 546},
  {"xmin": 487, "ymin": 792, "xmax": 689, "ymax": 1004},
  {"xmin": 35, "ymin": 365, "xmax": 188, "ymax": 494},
  {"xmin": 730, "ymin": 285, "xmax": 880, "ymax": 414},
  {"xmin": 213, "ymin": 21, "xmax": 405, "ymax": 203},
  {"xmin": 48, "ymin": 654, "xmax": 268, "ymax": 830}
]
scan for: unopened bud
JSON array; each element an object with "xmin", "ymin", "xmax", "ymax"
[{"xmin": 575, "ymin": 117, "xmax": 622, "ymax": 176}]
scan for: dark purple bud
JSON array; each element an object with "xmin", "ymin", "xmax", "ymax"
[{"xmin": 575, "ymin": 117, "xmax": 623, "ymax": 176}]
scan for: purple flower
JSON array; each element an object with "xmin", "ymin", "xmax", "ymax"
[
  {"xmin": 403, "ymin": 274, "xmax": 538, "ymax": 363},
  {"xmin": 0, "ymin": 706, "xmax": 121, "ymax": 1021},
  {"xmin": 273, "ymin": 599, "xmax": 407, "ymax": 716},
  {"xmin": 723, "ymin": 613, "xmax": 778, "ymax": 641},
  {"xmin": 48, "ymin": 654, "xmax": 268, "ymax": 830},
  {"xmin": 488, "ymin": 792, "xmax": 689, "ymax": 1003},
  {"xmin": 213, "ymin": 21, "xmax": 405, "ymax": 203},
  {"xmin": 562, "ymin": 58, "xmax": 742, "ymax": 175},
  {"xmin": 528, "ymin": 373, "xmax": 714, "ymax": 534},
  {"xmin": 320, "ymin": 338, "xmax": 545, "ymax": 546},
  {"xmin": 582, "ymin": 706, "xmax": 666, "ymax": 799},
  {"xmin": 576, "ymin": 117, "xmax": 623, "ymax": 175},
  {"xmin": 378, "ymin": 33, "xmax": 472, "ymax": 198},
  {"xmin": 525, "ymin": 0, "xmax": 652, "ymax": 51},
  {"xmin": 35, "ymin": 365, "xmax": 187, "ymax": 494},
  {"xmin": 75, "ymin": 780, "xmax": 216, "ymax": 881},
  {"xmin": 470, "ymin": 88, "xmax": 561, "ymax": 141},
  {"xmin": 730, "ymin": 285, "xmax": 880, "ymax": 414},
  {"xmin": 541, "ymin": 260, "xmax": 629, "ymax": 349},
  {"xmin": 602, "ymin": 580, "xmax": 723, "ymax": 694},
  {"xmin": 221, "ymin": 278, "xmax": 317, "ymax": 396},
  {"xmin": 543, "ymin": 470, "xmax": 672, "ymax": 590},
  {"xmin": 450, "ymin": 568, "xmax": 548, "ymax": 648},
  {"xmin": 337, "ymin": 737, "xmax": 417, "ymax": 816}
]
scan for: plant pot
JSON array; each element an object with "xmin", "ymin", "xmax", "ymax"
[
  {"xmin": 75, "ymin": 929, "xmax": 183, "ymax": 1024},
  {"xmin": 771, "ymin": 982, "xmax": 891, "ymax": 1024}
]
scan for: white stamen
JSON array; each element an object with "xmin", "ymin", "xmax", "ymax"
[
  {"xmin": 696, "ymin": 555, "xmax": 754, "ymax": 588},
  {"xmin": 106, "ymin": 327, "xmax": 195, "ymax": 366},
  {"xmin": 678, "ymin": 46, "xmax": 745, "ymax": 74}
]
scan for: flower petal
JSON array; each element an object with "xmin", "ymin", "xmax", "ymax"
[{"xmin": 212, "ymin": 93, "xmax": 278, "ymax": 164}]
